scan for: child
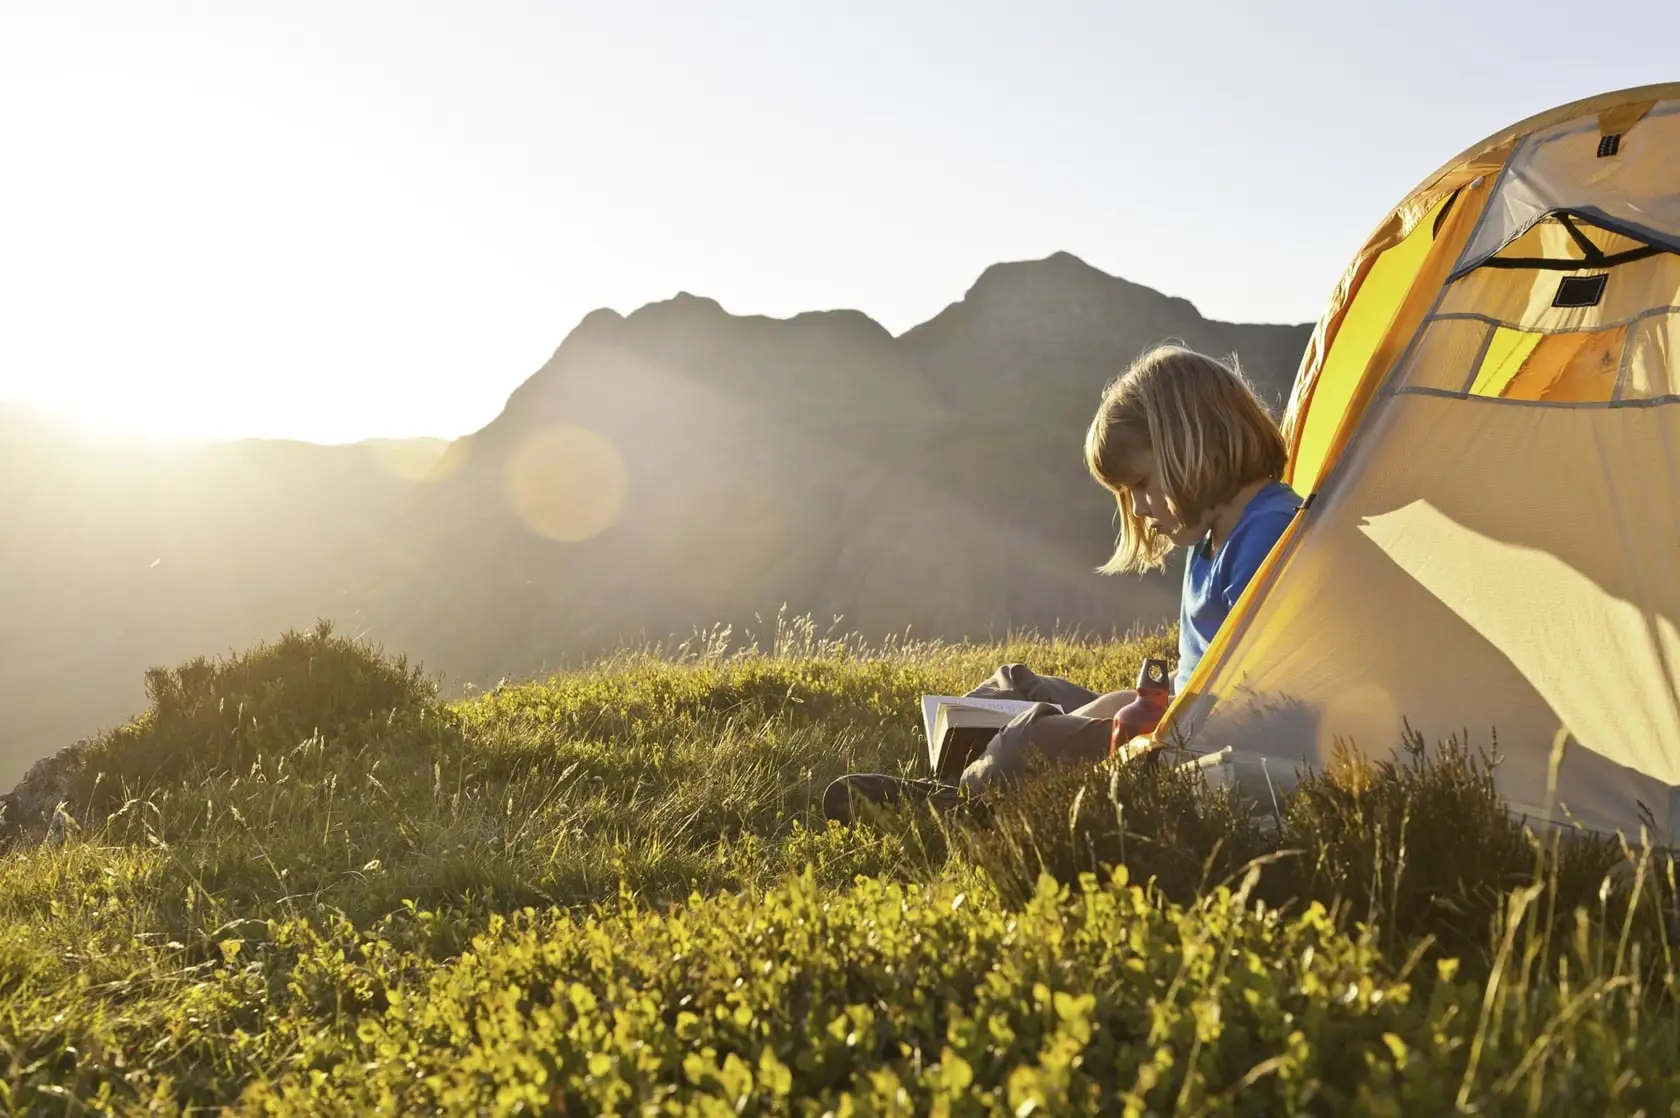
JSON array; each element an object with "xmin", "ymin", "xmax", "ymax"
[{"xmin": 822, "ymin": 344, "xmax": 1300, "ymax": 821}]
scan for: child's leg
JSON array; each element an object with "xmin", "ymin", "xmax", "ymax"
[
  {"xmin": 823, "ymin": 676, "xmax": 1125, "ymax": 825},
  {"xmin": 821, "ymin": 773, "xmax": 962, "ymax": 823},
  {"xmin": 966, "ymin": 663, "xmax": 1102, "ymax": 710},
  {"xmin": 959, "ymin": 709, "xmax": 1113, "ymax": 795},
  {"xmin": 1068, "ymin": 689, "xmax": 1136, "ymax": 720}
]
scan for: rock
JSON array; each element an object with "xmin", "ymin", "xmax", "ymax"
[{"xmin": 0, "ymin": 740, "xmax": 86, "ymax": 848}]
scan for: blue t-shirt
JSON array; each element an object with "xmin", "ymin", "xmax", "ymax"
[{"xmin": 1175, "ymin": 481, "xmax": 1301, "ymax": 692}]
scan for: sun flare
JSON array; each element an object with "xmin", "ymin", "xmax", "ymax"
[{"xmin": 18, "ymin": 388, "xmax": 248, "ymax": 444}]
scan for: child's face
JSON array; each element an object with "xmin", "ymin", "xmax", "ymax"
[{"xmin": 1115, "ymin": 443, "xmax": 1211, "ymax": 547}]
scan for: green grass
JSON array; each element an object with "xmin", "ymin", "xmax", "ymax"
[{"xmin": 1, "ymin": 619, "xmax": 1677, "ymax": 1114}]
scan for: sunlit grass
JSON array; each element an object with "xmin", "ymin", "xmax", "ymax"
[{"xmin": 2, "ymin": 617, "xmax": 1677, "ymax": 1113}]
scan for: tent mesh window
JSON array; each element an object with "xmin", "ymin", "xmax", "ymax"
[{"xmin": 1388, "ymin": 213, "xmax": 1680, "ymax": 405}]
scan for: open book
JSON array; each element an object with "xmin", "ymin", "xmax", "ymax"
[{"xmin": 920, "ymin": 695, "xmax": 1061, "ymax": 782}]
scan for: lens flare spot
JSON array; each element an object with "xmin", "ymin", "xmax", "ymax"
[{"xmin": 503, "ymin": 425, "xmax": 628, "ymax": 542}]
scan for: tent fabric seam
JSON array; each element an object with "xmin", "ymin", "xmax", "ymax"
[
  {"xmin": 1613, "ymin": 321, "xmax": 1638, "ymax": 402},
  {"xmin": 1430, "ymin": 305, "xmax": 1680, "ymax": 335},
  {"xmin": 1457, "ymin": 321, "xmax": 1499, "ymax": 393},
  {"xmin": 1386, "ymin": 385, "xmax": 1680, "ymax": 409}
]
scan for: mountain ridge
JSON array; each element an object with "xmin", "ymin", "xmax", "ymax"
[{"xmin": 0, "ymin": 252, "xmax": 1313, "ymax": 787}]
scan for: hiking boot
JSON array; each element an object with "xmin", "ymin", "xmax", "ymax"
[{"xmin": 821, "ymin": 773, "xmax": 962, "ymax": 824}]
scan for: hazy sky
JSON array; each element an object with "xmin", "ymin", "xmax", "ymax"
[{"xmin": 2, "ymin": 2, "xmax": 1675, "ymax": 443}]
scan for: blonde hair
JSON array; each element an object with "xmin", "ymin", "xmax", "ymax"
[{"xmin": 1084, "ymin": 344, "xmax": 1286, "ymax": 574}]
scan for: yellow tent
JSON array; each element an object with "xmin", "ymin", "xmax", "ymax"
[{"xmin": 1156, "ymin": 83, "xmax": 1680, "ymax": 840}]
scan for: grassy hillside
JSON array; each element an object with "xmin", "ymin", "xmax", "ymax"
[
  {"xmin": 0, "ymin": 260, "xmax": 1308, "ymax": 790},
  {"xmin": 0, "ymin": 419, "xmax": 452, "ymax": 789},
  {"xmin": 3, "ymin": 622, "xmax": 1678, "ymax": 1114}
]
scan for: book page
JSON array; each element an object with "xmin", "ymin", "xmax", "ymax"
[{"xmin": 920, "ymin": 695, "xmax": 1059, "ymax": 750}]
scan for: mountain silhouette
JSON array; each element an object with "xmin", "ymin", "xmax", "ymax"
[{"xmin": 0, "ymin": 254, "xmax": 1309, "ymax": 786}]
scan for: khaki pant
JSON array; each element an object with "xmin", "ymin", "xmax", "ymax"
[
  {"xmin": 819, "ymin": 664, "xmax": 1139, "ymax": 824},
  {"xmin": 957, "ymin": 664, "xmax": 1133, "ymax": 794}
]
